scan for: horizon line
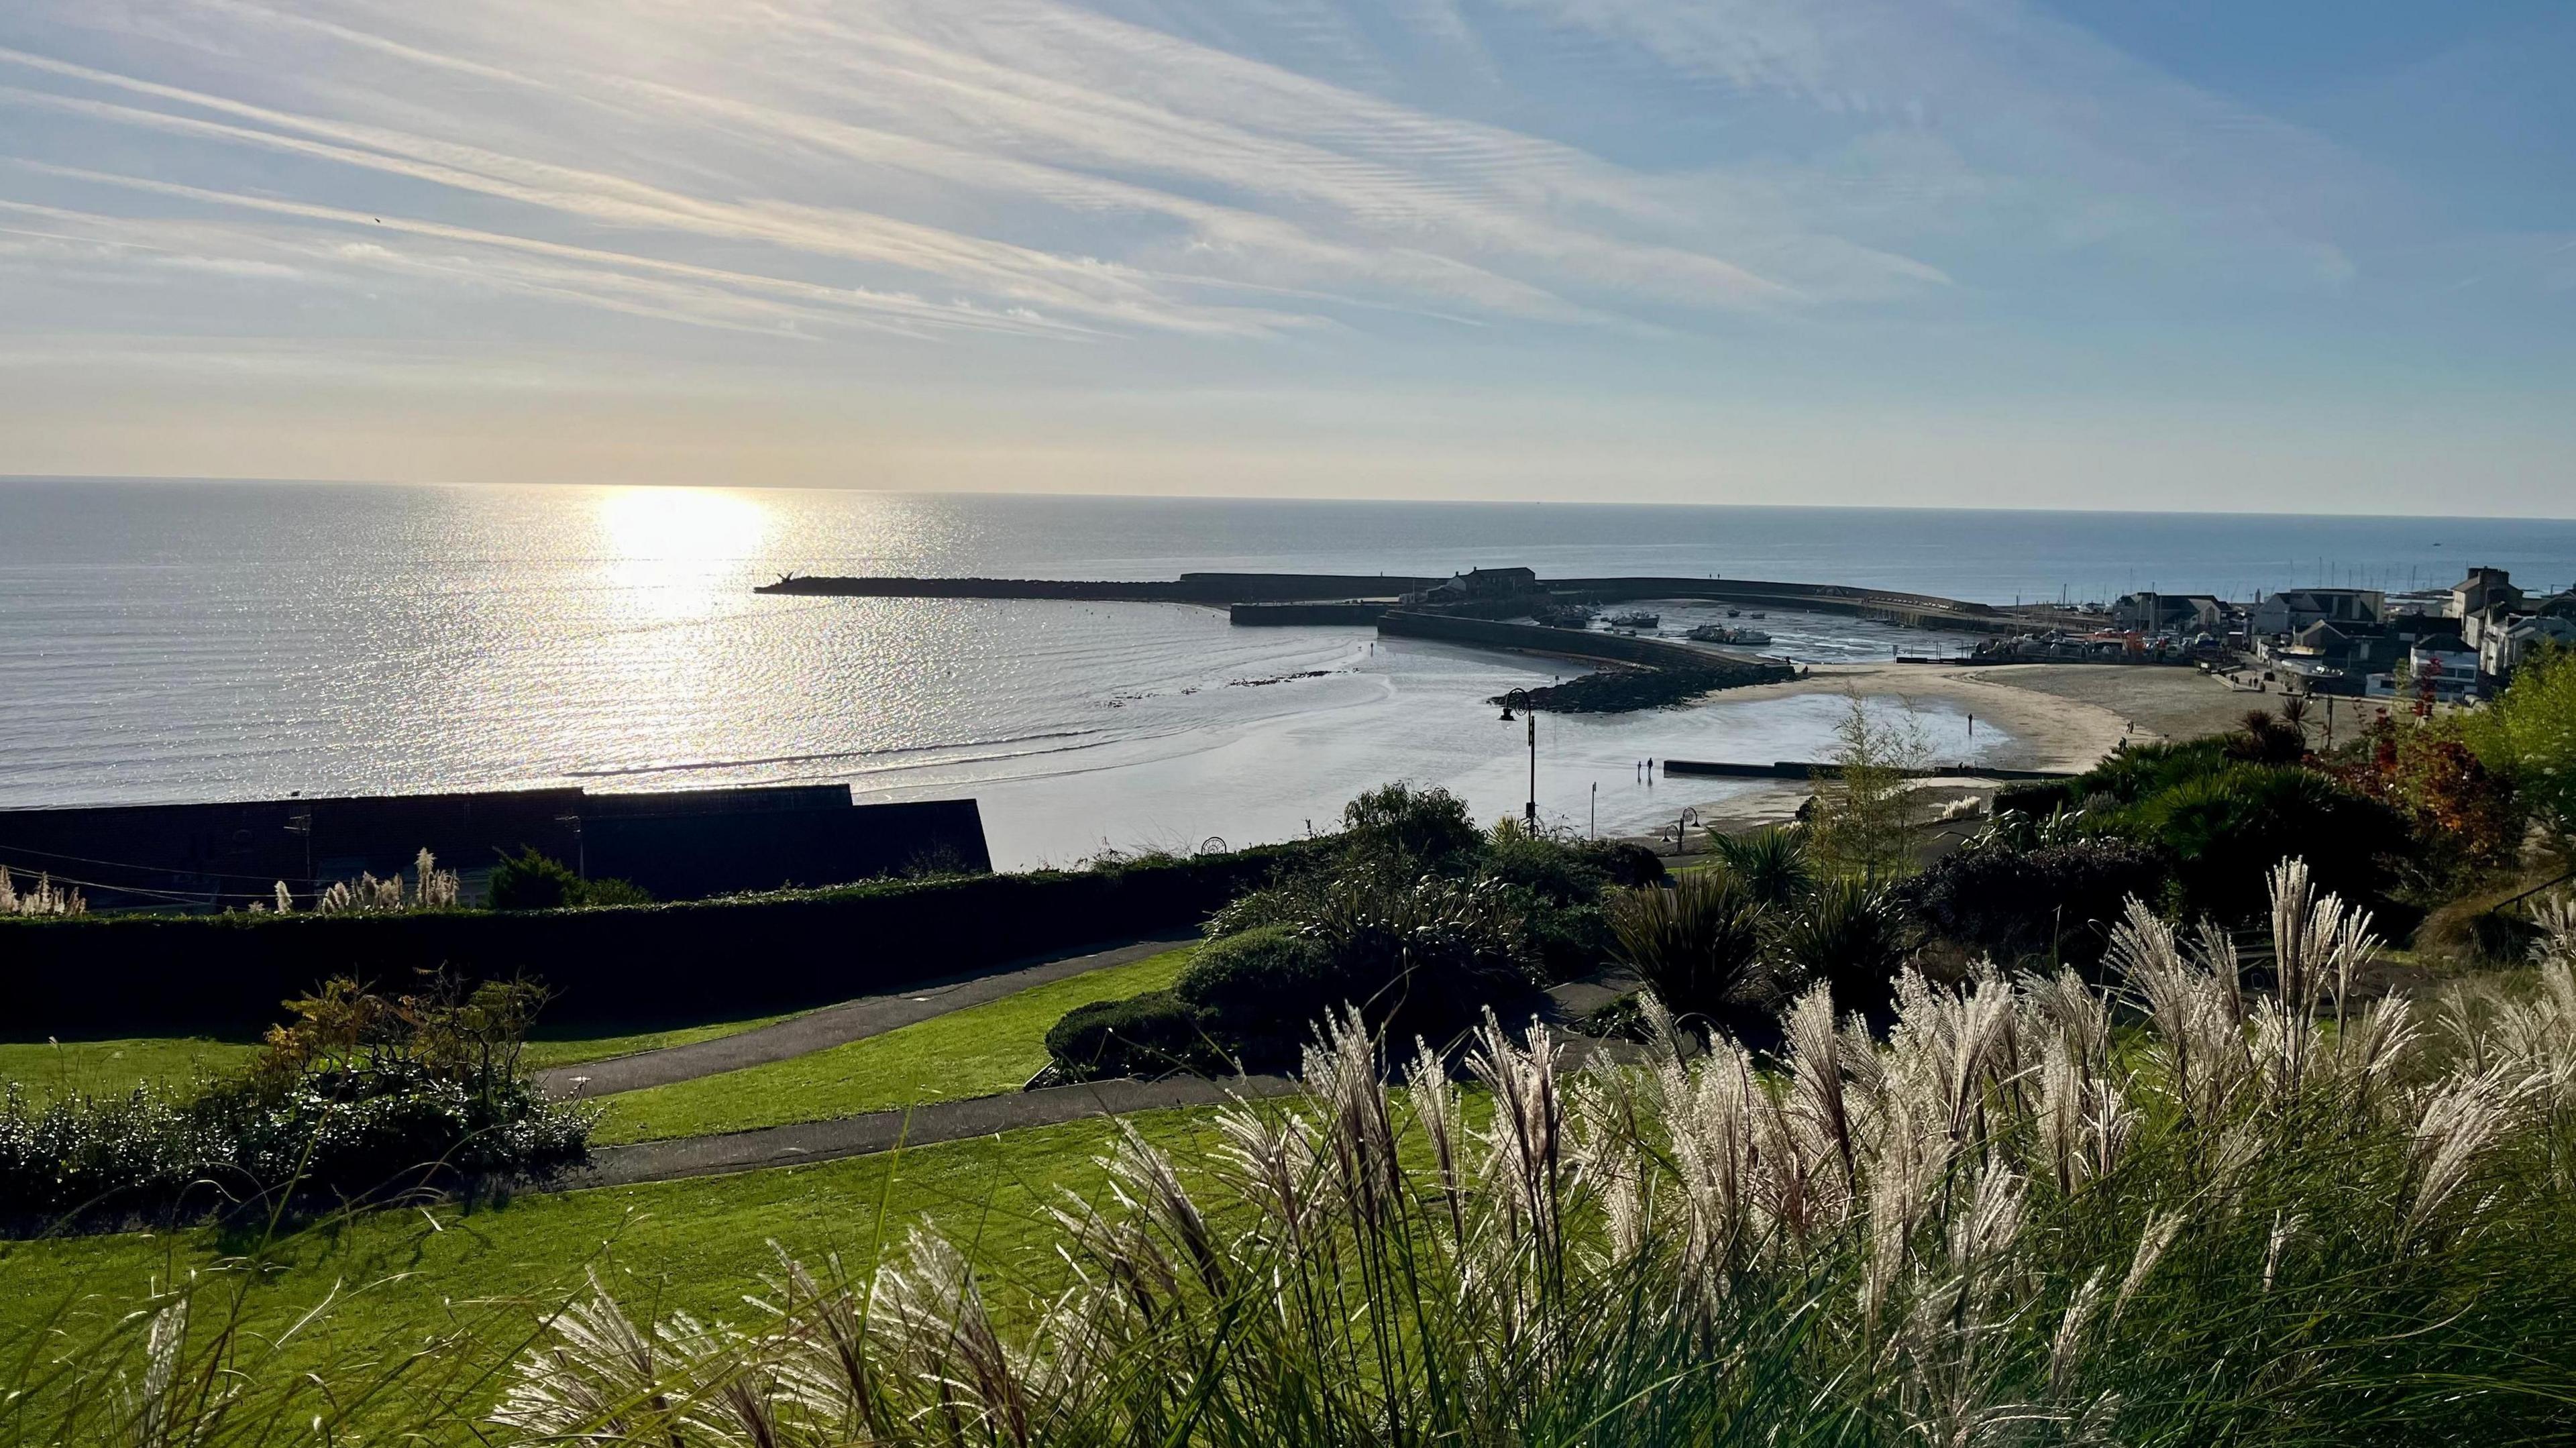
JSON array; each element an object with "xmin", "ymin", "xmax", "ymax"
[{"xmin": 4, "ymin": 474, "xmax": 2575, "ymax": 526}]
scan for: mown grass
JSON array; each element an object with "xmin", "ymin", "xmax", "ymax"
[
  {"xmin": 0, "ymin": 1013, "xmax": 808, "ymax": 1107},
  {"xmin": 0, "ymin": 1037, "xmax": 262, "ymax": 1106},
  {"xmin": 588, "ymin": 946, "xmax": 1197, "ymax": 1144},
  {"xmin": 519, "ymin": 1009, "xmax": 805, "ymax": 1071},
  {"xmin": 0, "ymin": 1107, "xmax": 1227, "ymax": 1439}
]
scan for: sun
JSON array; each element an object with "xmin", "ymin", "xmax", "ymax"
[{"xmin": 596, "ymin": 486, "xmax": 769, "ymax": 568}]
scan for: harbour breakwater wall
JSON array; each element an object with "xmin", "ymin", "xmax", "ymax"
[
  {"xmin": 763, "ymin": 571, "xmax": 2041, "ymax": 633},
  {"xmin": 1378, "ymin": 610, "xmax": 1779, "ymax": 673},
  {"xmin": 1662, "ymin": 759, "xmax": 2079, "ymax": 782},
  {"xmin": 759, "ymin": 572, "xmax": 1437, "ymax": 604}
]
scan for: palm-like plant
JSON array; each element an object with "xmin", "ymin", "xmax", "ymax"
[
  {"xmin": 1768, "ymin": 876, "xmax": 1911, "ymax": 1013},
  {"xmin": 1711, "ymin": 825, "xmax": 1815, "ymax": 906},
  {"xmin": 1608, "ymin": 870, "xmax": 1767, "ymax": 1019}
]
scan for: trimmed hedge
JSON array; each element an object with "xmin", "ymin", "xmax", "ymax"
[
  {"xmin": 1042, "ymin": 990, "xmax": 1228, "ymax": 1082},
  {"xmin": 1172, "ymin": 926, "xmax": 1342, "ymax": 1064},
  {"xmin": 0, "ymin": 844, "xmax": 1320, "ymax": 1036}
]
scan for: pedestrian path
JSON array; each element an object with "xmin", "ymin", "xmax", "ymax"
[
  {"xmin": 570, "ymin": 1071, "xmax": 1299, "ymax": 1188},
  {"xmin": 533, "ymin": 935, "xmax": 1197, "ymax": 1099}
]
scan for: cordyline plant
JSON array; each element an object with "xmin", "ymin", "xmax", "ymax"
[{"xmin": 474, "ymin": 860, "xmax": 2576, "ymax": 1448}]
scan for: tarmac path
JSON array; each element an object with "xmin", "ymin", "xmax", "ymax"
[{"xmin": 534, "ymin": 934, "xmax": 1197, "ymax": 1099}]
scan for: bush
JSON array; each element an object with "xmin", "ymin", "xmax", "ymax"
[
  {"xmin": 2018, "ymin": 734, "xmax": 2418, "ymax": 927},
  {"xmin": 1892, "ymin": 838, "xmax": 2169, "ymax": 970},
  {"xmin": 2095, "ymin": 764, "xmax": 2408, "ymax": 924},
  {"xmin": 1173, "ymin": 926, "xmax": 1344, "ymax": 1064},
  {"xmin": 1610, "ymin": 871, "xmax": 1769, "ymax": 1021},
  {"xmin": 0, "ymin": 976, "xmax": 587, "ymax": 1231},
  {"xmin": 1043, "ymin": 991, "xmax": 1225, "ymax": 1082},
  {"xmin": 1339, "ymin": 783, "xmax": 1485, "ymax": 867},
  {"xmin": 1767, "ymin": 877, "xmax": 1911, "ymax": 1016},
  {"xmin": 1994, "ymin": 779, "xmax": 2081, "ymax": 818},
  {"xmin": 2222, "ymin": 707, "xmax": 2309, "ymax": 765},
  {"xmin": 2329, "ymin": 715, "xmax": 2524, "ymax": 885},
  {"xmin": 1580, "ymin": 839, "xmax": 1668, "ymax": 888},
  {"xmin": 488, "ymin": 848, "xmax": 653, "ymax": 910},
  {"xmin": 2463, "ymin": 643, "xmax": 2576, "ymax": 840}
]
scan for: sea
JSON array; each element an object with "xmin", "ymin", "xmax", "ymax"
[{"xmin": 4, "ymin": 480, "xmax": 2571, "ymax": 870}]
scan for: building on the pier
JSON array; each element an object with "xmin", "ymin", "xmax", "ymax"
[{"xmin": 2110, "ymin": 592, "xmax": 2228, "ymax": 636}]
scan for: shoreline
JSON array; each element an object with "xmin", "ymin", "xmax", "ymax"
[{"xmin": 1654, "ymin": 661, "xmax": 2248, "ymax": 837}]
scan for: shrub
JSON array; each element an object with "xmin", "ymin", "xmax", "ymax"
[
  {"xmin": 1043, "ymin": 991, "xmax": 1224, "ymax": 1082},
  {"xmin": 1610, "ymin": 871, "xmax": 1768, "ymax": 1021},
  {"xmin": 1892, "ymin": 838, "xmax": 2168, "ymax": 969},
  {"xmin": 1767, "ymin": 877, "xmax": 1911, "ymax": 1015},
  {"xmin": 1340, "ymin": 782, "xmax": 1483, "ymax": 867},
  {"xmin": 0, "ymin": 976, "xmax": 586, "ymax": 1231},
  {"xmin": 2095, "ymin": 764, "xmax": 2407, "ymax": 924},
  {"xmin": 2463, "ymin": 643, "xmax": 2576, "ymax": 840},
  {"xmin": 488, "ymin": 848, "xmax": 652, "ymax": 910},
  {"xmin": 1711, "ymin": 825, "xmax": 1814, "ymax": 906},
  {"xmin": 1173, "ymin": 926, "xmax": 1345, "ymax": 1065},
  {"xmin": 2330, "ymin": 714, "xmax": 2524, "ymax": 882},
  {"xmin": 1578, "ymin": 838, "xmax": 1667, "ymax": 888},
  {"xmin": 2222, "ymin": 706, "xmax": 2309, "ymax": 765},
  {"xmin": 1994, "ymin": 778, "xmax": 2080, "ymax": 818}
]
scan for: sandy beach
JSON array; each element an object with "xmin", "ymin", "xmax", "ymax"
[{"xmin": 1666, "ymin": 661, "xmax": 2254, "ymax": 834}]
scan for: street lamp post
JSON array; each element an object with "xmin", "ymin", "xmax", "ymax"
[
  {"xmin": 1676, "ymin": 805, "xmax": 1701, "ymax": 858},
  {"xmin": 1497, "ymin": 689, "xmax": 1538, "ymax": 828}
]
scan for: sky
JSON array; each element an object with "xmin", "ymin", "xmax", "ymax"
[{"xmin": 1, "ymin": 0, "xmax": 2571, "ymax": 514}]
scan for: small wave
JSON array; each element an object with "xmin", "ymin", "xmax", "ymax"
[{"xmin": 566, "ymin": 729, "xmax": 1100, "ymax": 779}]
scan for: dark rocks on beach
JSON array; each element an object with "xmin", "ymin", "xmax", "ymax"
[{"xmin": 1496, "ymin": 664, "xmax": 1776, "ymax": 714}]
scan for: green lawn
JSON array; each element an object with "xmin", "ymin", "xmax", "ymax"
[
  {"xmin": 590, "ymin": 945, "xmax": 1197, "ymax": 1145},
  {"xmin": 519, "ymin": 1009, "xmax": 805, "ymax": 1071},
  {"xmin": 0, "ymin": 1108, "xmax": 1225, "ymax": 1439},
  {"xmin": 0, "ymin": 1012, "xmax": 804, "ymax": 1106},
  {"xmin": 0, "ymin": 1037, "xmax": 262, "ymax": 1105}
]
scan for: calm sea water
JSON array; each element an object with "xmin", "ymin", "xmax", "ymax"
[{"xmin": 4, "ymin": 481, "xmax": 2570, "ymax": 867}]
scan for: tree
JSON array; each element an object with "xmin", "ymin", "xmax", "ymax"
[
  {"xmin": 1807, "ymin": 697, "xmax": 1933, "ymax": 881},
  {"xmin": 2465, "ymin": 643, "xmax": 2576, "ymax": 841}
]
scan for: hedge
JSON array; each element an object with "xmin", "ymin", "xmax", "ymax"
[{"xmin": 0, "ymin": 844, "xmax": 1319, "ymax": 1036}]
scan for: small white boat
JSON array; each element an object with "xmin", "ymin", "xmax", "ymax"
[
  {"xmin": 1688, "ymin": 624, "xmax": 1773, "ymax": 646},
  {"xmin": 1607, "ymin": 610, "xmax": 1660, "ymax": 628}
]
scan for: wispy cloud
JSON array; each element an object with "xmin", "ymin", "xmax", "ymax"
[{"xmin": 1, "ymin": 0, "xmax": 2568, "ymax": 509}]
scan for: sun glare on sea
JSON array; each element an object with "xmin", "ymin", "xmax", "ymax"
[{"xmin": 595, "ymin": 486, "xmax": 774, "ymax": 621}]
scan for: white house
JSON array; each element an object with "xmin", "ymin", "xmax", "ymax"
[
  {"xmin": 2410, "ymin": 632, "xmax": 2479, "ymax": 681},
  {"xmin": 2482, "ymin": 614, "xmax": 2576, "ymax": 678}
]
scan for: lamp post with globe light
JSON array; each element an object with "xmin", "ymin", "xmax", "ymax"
[{"xmin": 1497, "ymin": 689, "xmax": 1538, "ymax": 828}]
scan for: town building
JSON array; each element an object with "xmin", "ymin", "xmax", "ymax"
[
  {"xmin": 2249, "ymin": 588, "xmax": 2384, "ymax": 637},
  {"xmin": 1414, "ymin": 566, "xmax": 1540, "ymax": 603},
  {"xmin": 2110, "ymin": 592, "xmax": 2228, "ymax": 636}
]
